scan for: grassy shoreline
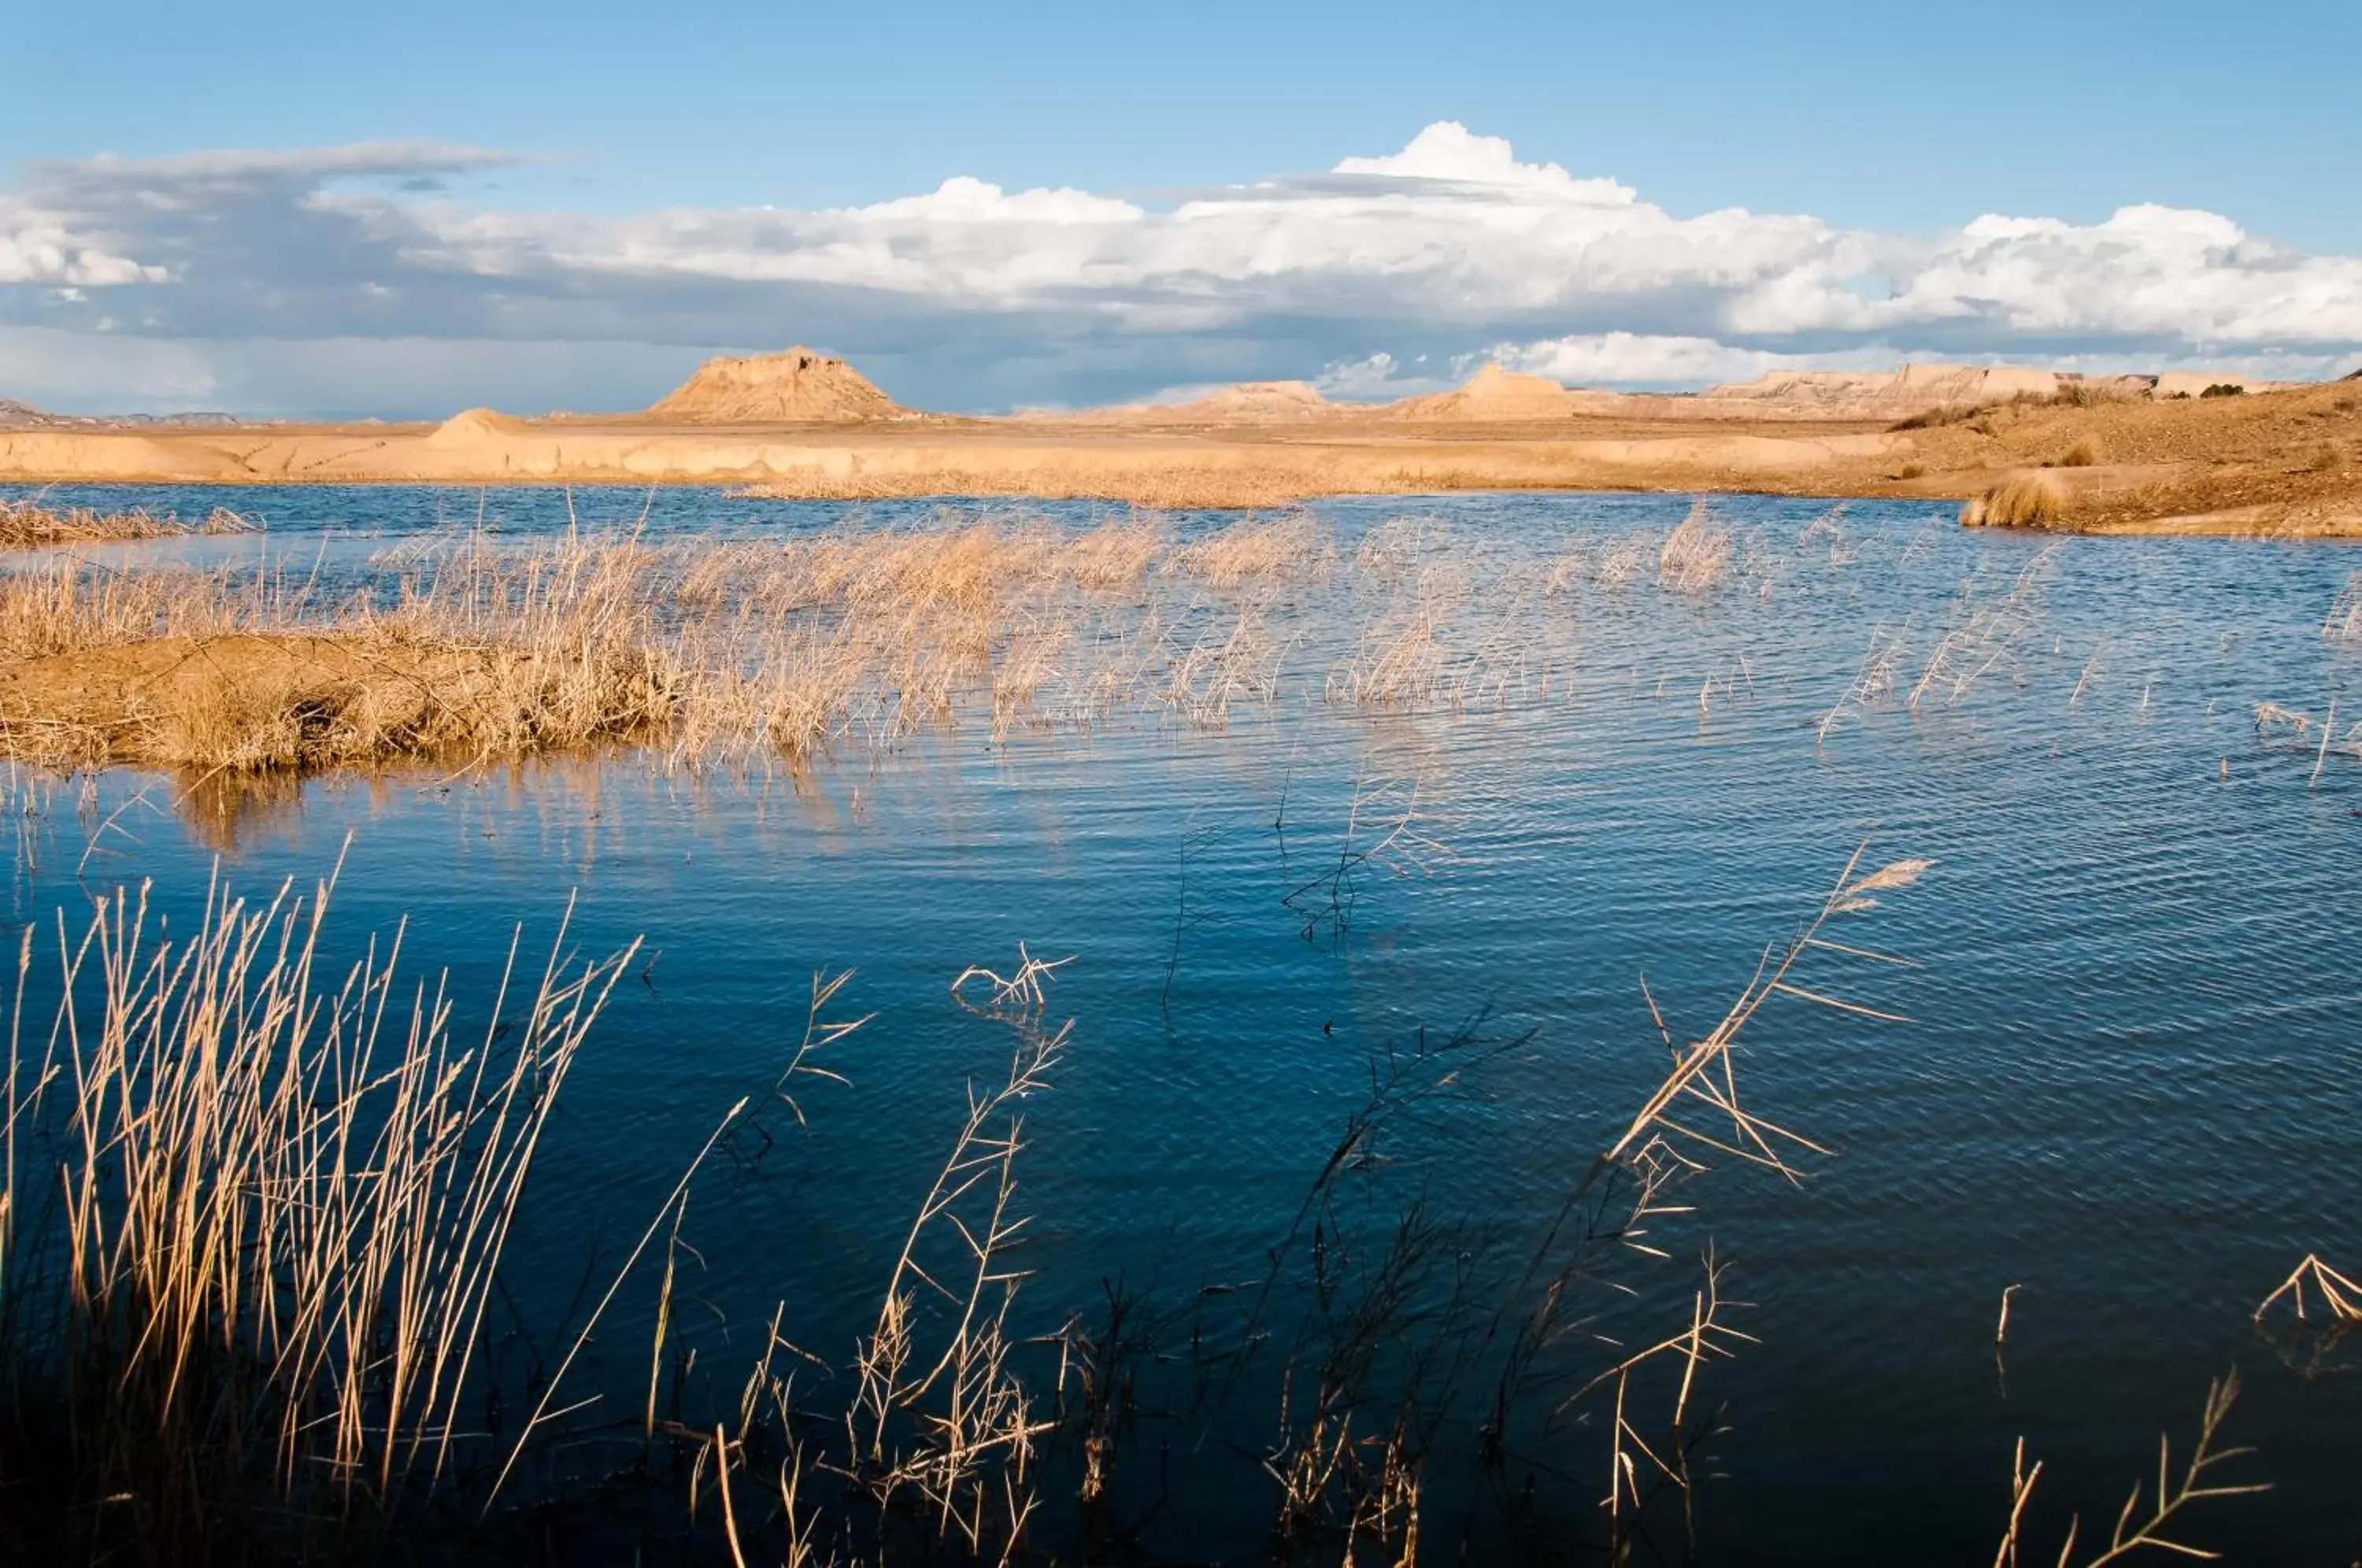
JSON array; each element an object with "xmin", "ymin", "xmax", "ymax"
[{"xmin": 6, "ymin": 379, "xmax": 2358, "ymax": 531}]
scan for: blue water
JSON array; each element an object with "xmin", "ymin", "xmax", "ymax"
[{"xmin": 7, "ymin": 483, "xmax": 2361, "ymax": 1562}]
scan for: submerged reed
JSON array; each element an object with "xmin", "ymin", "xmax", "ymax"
[{"xmin": 0, "ymin": 839, "xmax": 2116, "ymax": 1564}]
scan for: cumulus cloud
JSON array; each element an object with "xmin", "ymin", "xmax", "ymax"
[
  {"xmin": 2, "ymin": 124, "xmax": 2359, "ymax": 413},
  {"xmin": 1477, "ymin": 332, "xmax": 1895, "ymax": 387}
]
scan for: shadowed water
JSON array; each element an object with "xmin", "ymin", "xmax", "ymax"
[{"xmin": 6, "ymin": 483, "xmax": 2360, "ymax": 1562}]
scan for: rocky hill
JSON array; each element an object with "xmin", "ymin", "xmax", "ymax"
[{"xmin": 648, "ymin": 348, "xmax": 910, "ymax": 423}]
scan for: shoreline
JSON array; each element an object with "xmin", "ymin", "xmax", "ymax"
[{"xmin": 6, "ymin": 390, "xmax": 2360, "ymax": 535}]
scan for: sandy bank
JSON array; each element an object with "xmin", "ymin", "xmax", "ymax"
[
  {"xmin": 0, "ymin": 413, "xmax": 1903, "ymax": 497},
  {"xmin": 4, "ymin": 354, "xmax": 2356, "ymax": 534}
]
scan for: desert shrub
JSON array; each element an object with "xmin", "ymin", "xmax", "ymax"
[
  {"xmin": 2047, "ymin": 379, "xmax": 2135, "ymax": 409},
  {"xmin": 1888, "ymin": 404, "xmax": 1985, "ymax": 432},
  {"xmin": 2201, "ymin": 383, "xmax": 2248, "ymax": 399},
  {"xmin": 2060, "ymin": 438, "xmax": 2102, "ymax": 468}
]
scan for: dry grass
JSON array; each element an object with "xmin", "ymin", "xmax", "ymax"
[
  {"xmin": 2325, "ymin": 572, "xmax": 2362, "ymax": 647},
  {"xmin": 1897, "ymin": 379, "xmax": 2362, "ymax": 535},
  {"xmin": 1962, "ymin": 474, "xmax": 2067, "ymax": 529},
  {"xmin": 0, "ymin": 837, "xmax": 1944, "ymax": 1562},
  {"xmin": 738, "ymin": 464, "xmax": 1331, "ymax": 511},
  {"xmin": 1597, "ymin": 530, "xmax": 1658, "ymax": 586},
  {"xmin": 1994, "ymin": 1373, "xmax": 2264, "ymax": 1567},
  {"xmin": 0, "ymin": 520, "xmax": 1250, "ymax": 771},
  {"xmin": 0, "ymin": 496, "xmax": 254, "ymax": 548},
  {"xmin": 1, "ymin": 867, "xmax": 636, "ymax": 1556},
  {"xmin": 1900, "ymin": 545, "xmax": 2057, "ymax": 716},
  {"xmin": 1657, "ymin": 500, "xmax": 1730, "ymax": 590},
  {"xmin": 0, "ymin": 507, "xmax": 1663, "ymax": 777},
  {"xmin": 2254, "ymin": 1254, "xmax": 2362, "ymax": 1324},
  {"xmin": 1888, "ymin": 403, "xmax": 1985, "ymax": 432},
  {"xmin": 1168, "ymin": 509, "xmax": 1331, "ymax": 585}
]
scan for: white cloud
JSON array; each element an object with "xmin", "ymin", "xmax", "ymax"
[
  {"xmin": 0, "ymin": 205, "xmax": 166, "ymax": 287},
  {"xmin": 1316, "ymin": 351, "xmax": 1419, "ymax": 398},
  {"xmin": 1479, "ymin": 332, "xmax": 1897, "ymax": 387},
  {"xmin": 2, "ymin": 126, "xmax": 2360, "ymax": 413},
  {"xmin": 1332, "ymin": 120, "xmax": 1638, "ymax": 205}
]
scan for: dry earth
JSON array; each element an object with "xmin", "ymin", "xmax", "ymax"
[{"xmin": 3, "ymin": 349, "xmax": 2358, "ymax": 534}]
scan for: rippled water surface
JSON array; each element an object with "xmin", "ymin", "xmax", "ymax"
[{"xmin": 8, "ymin": 483, "xmax": 2361, "ymax": 1562}]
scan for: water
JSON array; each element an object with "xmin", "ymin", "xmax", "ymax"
[{"xmin": 7, "ymin": 483, "xmax": 2361, "ymax": 1562}]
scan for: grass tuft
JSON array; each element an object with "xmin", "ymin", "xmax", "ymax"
[
  {"xmin": 0, "ymin": 497, "xmax": 257, "ymax": 549},
  {"xmin": 1961, "ymin": 475, "xmax": 2066, "ymax": 529}
]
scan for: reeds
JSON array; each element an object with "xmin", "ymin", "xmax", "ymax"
[
  {"xmin": 0, "ymin": 497, "xmax": 256, "ymax": 549},
  {"xmin": 1657, "ymin": 500, "xmax": 1730, "ymax": 591},
  {"xmin": 2324, "ymin": 571, "xmax": 2362, "ymax": 647},
  {"xmin": 1, "ymin": 864, "xmax": 636, "ymax": 1556},
  {"xmin": 2253, "ymin": 1254, "xmax": 2362, "ymax": 1323},
  {"xmin": 1906, "ymin": 545, "xmax": 2057, "ymax": 714},
  {"xmin": 1994, "ymin": 1373, "xmax": 2265, "ymax": 1568},
  {"xmin": 0, "ymin": 834, "xmax": 1950, "ymax": 1562},
  {"xmin": 0, "ymin": 501, "xmax": 1734, "ymax": 776}
]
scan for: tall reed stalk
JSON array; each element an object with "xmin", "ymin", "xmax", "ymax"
[{"xmin": 0, "ymin": 858, "xmax": 636, "ymax": 1559}]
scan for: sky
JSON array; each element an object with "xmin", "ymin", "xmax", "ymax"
[{"xmin": 3, "ymin": 0, "xmax": 2359, "ymax": 416}]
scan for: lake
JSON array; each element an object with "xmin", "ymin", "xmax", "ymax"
[{"xmin": 6, "ymin": 483, "xmax": 2359, "ymax": 1563}]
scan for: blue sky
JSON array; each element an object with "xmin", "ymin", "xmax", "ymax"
[{"xmin": 4, "ymin": 0, "xmax": 2359, "ymax": 415}]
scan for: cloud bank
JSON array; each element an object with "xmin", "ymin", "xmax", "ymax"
[{"xmin": 3, "ymin": 121, "xmax": 2359, "ymax": 415}]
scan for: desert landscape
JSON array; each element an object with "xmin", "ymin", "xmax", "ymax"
[{"xmin": 6, "ymin": 347, "xmax": 2359, "ymax": 534}]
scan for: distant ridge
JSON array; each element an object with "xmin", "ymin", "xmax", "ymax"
[
  {"xmin": 650, "ymin": 347, "xmax": 909, "ymax": 423},
  {"xmin": 0, "ymin": 397, "xmax": 241, "ymax": 430},
  {"xmin": 1697, "ymin": 364, "xmax": 2065, "ymax": 417}
]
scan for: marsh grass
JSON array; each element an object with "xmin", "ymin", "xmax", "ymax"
[
  {"xmin": 0, "ymin": 497, "xmax": 257, "ymax": 549},
  {"xmin": 2254, "ymin": 1255, "xmax": 2362, "ymax": 1324},
  {"xmin": 1657, "ymin": 500, "xmax": 1731, "ymax": 591},
  {"xmin": 1963, "ymin": 475, "xmax": 2067, "ymax": 529},
  {"xmin": 0, "ymin": 862, "xmax": 636, "ymax": 1560},
  {"xmin": 2324, "ymin": 571, "xmax": 2362, "ymax": 648},
  {"xmin": 1994, "ymin": 1373, "xmax": 2264, "ymax": 1568},
  {"xmin": 1906, "ymin": 545, "xmax": 2058, "ymax": 714},
  {"xmin": 1597, "ymin": 530, "xmax": 1659, "ymax": 586},
  {"xmin": 0, "ymin": 836, "xmax": 1945, "ymax": 1563},
  {"xmin": 0, "ymin": 516, "xmax": 1328, "ymax": 772},
  {"xmin": 0, "ymin": 504, "xmax": 1780, "ymax": 782}
]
